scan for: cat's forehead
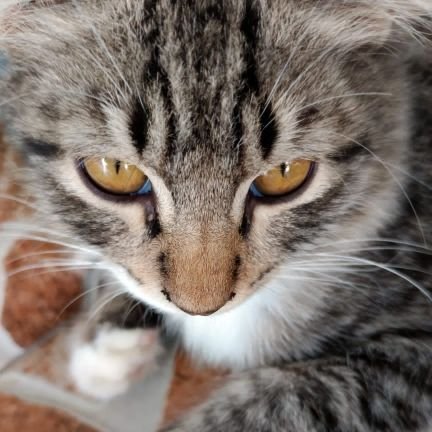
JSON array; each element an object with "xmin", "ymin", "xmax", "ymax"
[
  {"xmin": 9, "ymin": 4, "xmax": 272, "ymax": 162},
  {"xmin": 135, "ymin": 1, "xmax": 251, "ymax": 177},
  {"xmin": 4, "ymin": 0, "xmax": 392, "ymax": 177}
]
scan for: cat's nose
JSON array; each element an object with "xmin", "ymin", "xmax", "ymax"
[
  {"xmin": 162, "ymin": 287, "xmax": 236, "ymax": 316},
  {"xmin": 161, "ymin": 239, "xmax": 240, "ymax": 316},
  {"xmin": 175, "ymin": 302, "xmax": 228, "ymax": 316}
]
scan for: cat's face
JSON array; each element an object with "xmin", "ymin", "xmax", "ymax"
[{"xmin": 0, "ymin": 0, "xmax": 425, "ymax": 316}]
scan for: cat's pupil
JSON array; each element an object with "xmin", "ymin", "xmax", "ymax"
[{"xmin": 115, "ymin": 160, "xmax": 121, "ymax": 175}]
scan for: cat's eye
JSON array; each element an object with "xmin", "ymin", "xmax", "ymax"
[
  {"xmin": 82, "ymin": 158, "xmax": 152, "ymax": 195},
  {"xmin": 250, "ymin": 159, "xmax": 314, "ymax": 198}
]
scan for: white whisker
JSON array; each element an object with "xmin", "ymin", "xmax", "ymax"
[
  {"xmin": 0, "ymin": 228, "xmax": 101, "ymax": 256},
  {"xmin": 85, "ymin": 290, "xmax": 127, "ymax": 325},
  {"xmin": 0, "ymin": 193, "xmax": 39, "ymax": 211},
  {"xmin": 260, "ymin": 29, "xmax": 311, "ymax": 117},
  {"xmin": 56, "ymin": 279, "xmax": 121, "ymax": 321},
  {"xmin": 70, "ymin": 0, "xmax": 132, "ymax": 102},
  {"xmin": 293, "ymin": 92, "xmax": 393, "ymax": 115},
  {"xmin": 328, "ymin": 130, "xmax": 427, "ymax": 247},
  {"xmin": 309, "ymin": 253, "xmax": 432, "ymax": 302},
  {"xmin": 6, "ymin": 261, "xmax": 103, "ymax": 279}
]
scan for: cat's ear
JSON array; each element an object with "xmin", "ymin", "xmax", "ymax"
[
  {"xmin": 0, "ymin": 0, "xmax": 76, "ymax": 56},
  {"xmin": 0, "ymin": 0, "xmax": 68, "ymax": 12},
  {"xmin": 0, "ymin": 0, "xmax": 70, "ymax": 30},
  {"xmin": 0, "ymin": 0, "xmax": 25, "ymax": 15},
  {"xmin": 371, "ymin": 1, "xmax": 432, "ymax": 43},
  {"xmin": 327, "ymin": 1, "xmax": 432, "ymax": 52}
]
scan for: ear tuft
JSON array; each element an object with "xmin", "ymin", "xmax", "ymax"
[
  {"xmin": 375, "ymin": 0, "xmax": 432, "ymax": 43},
  {"xmin": 312, "ymin": 0, "xmax": 432, "ymax": 56}
]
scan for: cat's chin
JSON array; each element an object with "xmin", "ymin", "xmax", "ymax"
[
  {"xmin": 162, "ymin": 276, "xmax": 327, "ymax": 370},
  {"xmin": 101, "ymin": 261, "xmax": 328, "ymax": 370},
  {"xmin": 166, "ymin": 290, "xmax": 272, "ymax": 369}
]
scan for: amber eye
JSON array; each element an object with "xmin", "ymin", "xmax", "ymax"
[
  {"xmin": 251, "ymin": 159, "xmax": 314, "ymax": 198},
  {"xmin": 82, "ymin": 158, "xmax": 152, "ymax": 195}
]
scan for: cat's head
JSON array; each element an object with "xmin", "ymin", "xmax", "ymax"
[{"xmin": 1, "ymin": 0, "xmax": 431, "ymax": 316}]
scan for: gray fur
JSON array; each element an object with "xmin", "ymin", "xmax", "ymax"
[{"xmin": 1, "ymin": 1, "xmax": 432, "ymax": 430}]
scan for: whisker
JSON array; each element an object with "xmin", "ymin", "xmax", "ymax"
[
  {"xmin": 70, "ymin": 0, "xmax": 132, "ymax": 102},
  {"xmin": 0, "ymin": 92, "xmax": 35, "ymax": 108},
  {"xmin": 310, "ymin": 253, "xmax": 432, "ymax": 302},
  {"xmin": 328, "ymin": 130, "xmax": 427, "ymax": 247},
  {"xmin": 384, "ymin": 161, "xmax": 432, "ymax": 192},
  {"xmin": 275, "ymin": 268, "xmax": 374, "ymax": 291},
  {"xmin": 289, "ymin": 258, "xmax": 432, "ymax": 279},
  {"xmin": 293, "ymin": 92, "xmax": 393, "ymax": 115},
  {"xmin": 0, "ymin": 230, "xmax": 100, "ymax": 256},
  {"xmin": 0, "ymin": 193, "xmax": 39, "ymax": 211},
  {"xmin": 304, "ymin": 237, "xmax": 432, "ymax": 251},
  {"xmin": 120, "ymin": 298, "xmax": 142, "ymax": 327},
  {"xmin": 260, "ymin": 29, "xmax": 311, "ymax": 117},
  {"xmin": 56, "ymin": 279, "xmax": 121, "ymax": 321},
  {"xmin": 5, "ymin": 249, "xmax": 81, "ymax": 265},
  {"xmin": 293, "ymin": 245, "xmax": 432, "ymax": 262},
  {"xmin": 85, "ymin": 290, "xmax": 127, "ymax": 325},
  {"xmin": 6, "ymin": 260, "xmax": 109, "ymax": 279},
  {"xmin": 272, "ymin": 48, "xmax": 339, "ymax": 113}
]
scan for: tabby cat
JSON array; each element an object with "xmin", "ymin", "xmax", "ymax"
[{"xmin": 1, "ymin": 1, "xmax": 432, "ymax": 430}]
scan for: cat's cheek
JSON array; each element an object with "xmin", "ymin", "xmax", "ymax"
[
  {"xmin": 43, "ymin": 161, "xmax": 179, "ymax": 311},
  {"xmin": 109, "ymin": 262, "xmax": 179, "ymax": 315}
]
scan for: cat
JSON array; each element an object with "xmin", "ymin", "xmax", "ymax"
[{"xmin": 1, "ymin": 0, "xmax": 432, "ymax": 430}]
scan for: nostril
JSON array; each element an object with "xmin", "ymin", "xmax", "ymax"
[
  {"xmin": 148, "ymin": 217, "xmax": 162, "ymax": 239},
  {"xmin": 158, "ymin": 253, "xmax": 168, "ymax": 277},
  {"xmin": 232, "ymin": 255, "xmax": 242, "ymax": 281},
  {"xmin": 229, "ymin": 292, "xmax": 236, "ymax": 301},
  {"xmin": 161, "ymin": 289, "xmax": 171, "ymax": 302},
  {"xmin": 239, "ymin": 215, "xmax": 251, "ymax": 237}
]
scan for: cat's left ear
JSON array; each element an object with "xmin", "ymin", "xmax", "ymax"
[
  {"xmin": 327, "ymin": 0, "xmax": 432, "ymax": 53},
  {"xmin": 377, "ymin": 0, "xmax": 432, "ymax": 42}
]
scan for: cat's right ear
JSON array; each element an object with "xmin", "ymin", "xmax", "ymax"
[
  {"xmin": 0, "ymin": 0, "xmax": 67, "ymax": 12},
  {"xmin": 1, "ymin": 1, "xmax": 39, "ymax": 34},
  {"xmin": 0, "ymin": 0, "xmax": 75, "ymax": 64},
  {"xmin": 0, "ymin": 0, "xmax": 24, "ymax": 16},
  {"xmin": 0, "ymin": 0, "xmax": 70, "ymax": 32}
]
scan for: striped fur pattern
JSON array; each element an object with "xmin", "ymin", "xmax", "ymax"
[{"xmin": 1, "ymin": 1, "xmax": 432, "ymax": 430}]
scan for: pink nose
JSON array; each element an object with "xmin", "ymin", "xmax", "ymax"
[{"xmin": 163, "ymin": 286, "xmax": 235, "ymax": 316}]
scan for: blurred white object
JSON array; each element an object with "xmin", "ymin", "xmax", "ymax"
[{"xmin": 0, "ymin": 341, "xmax": 175, "ymax": 432}]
